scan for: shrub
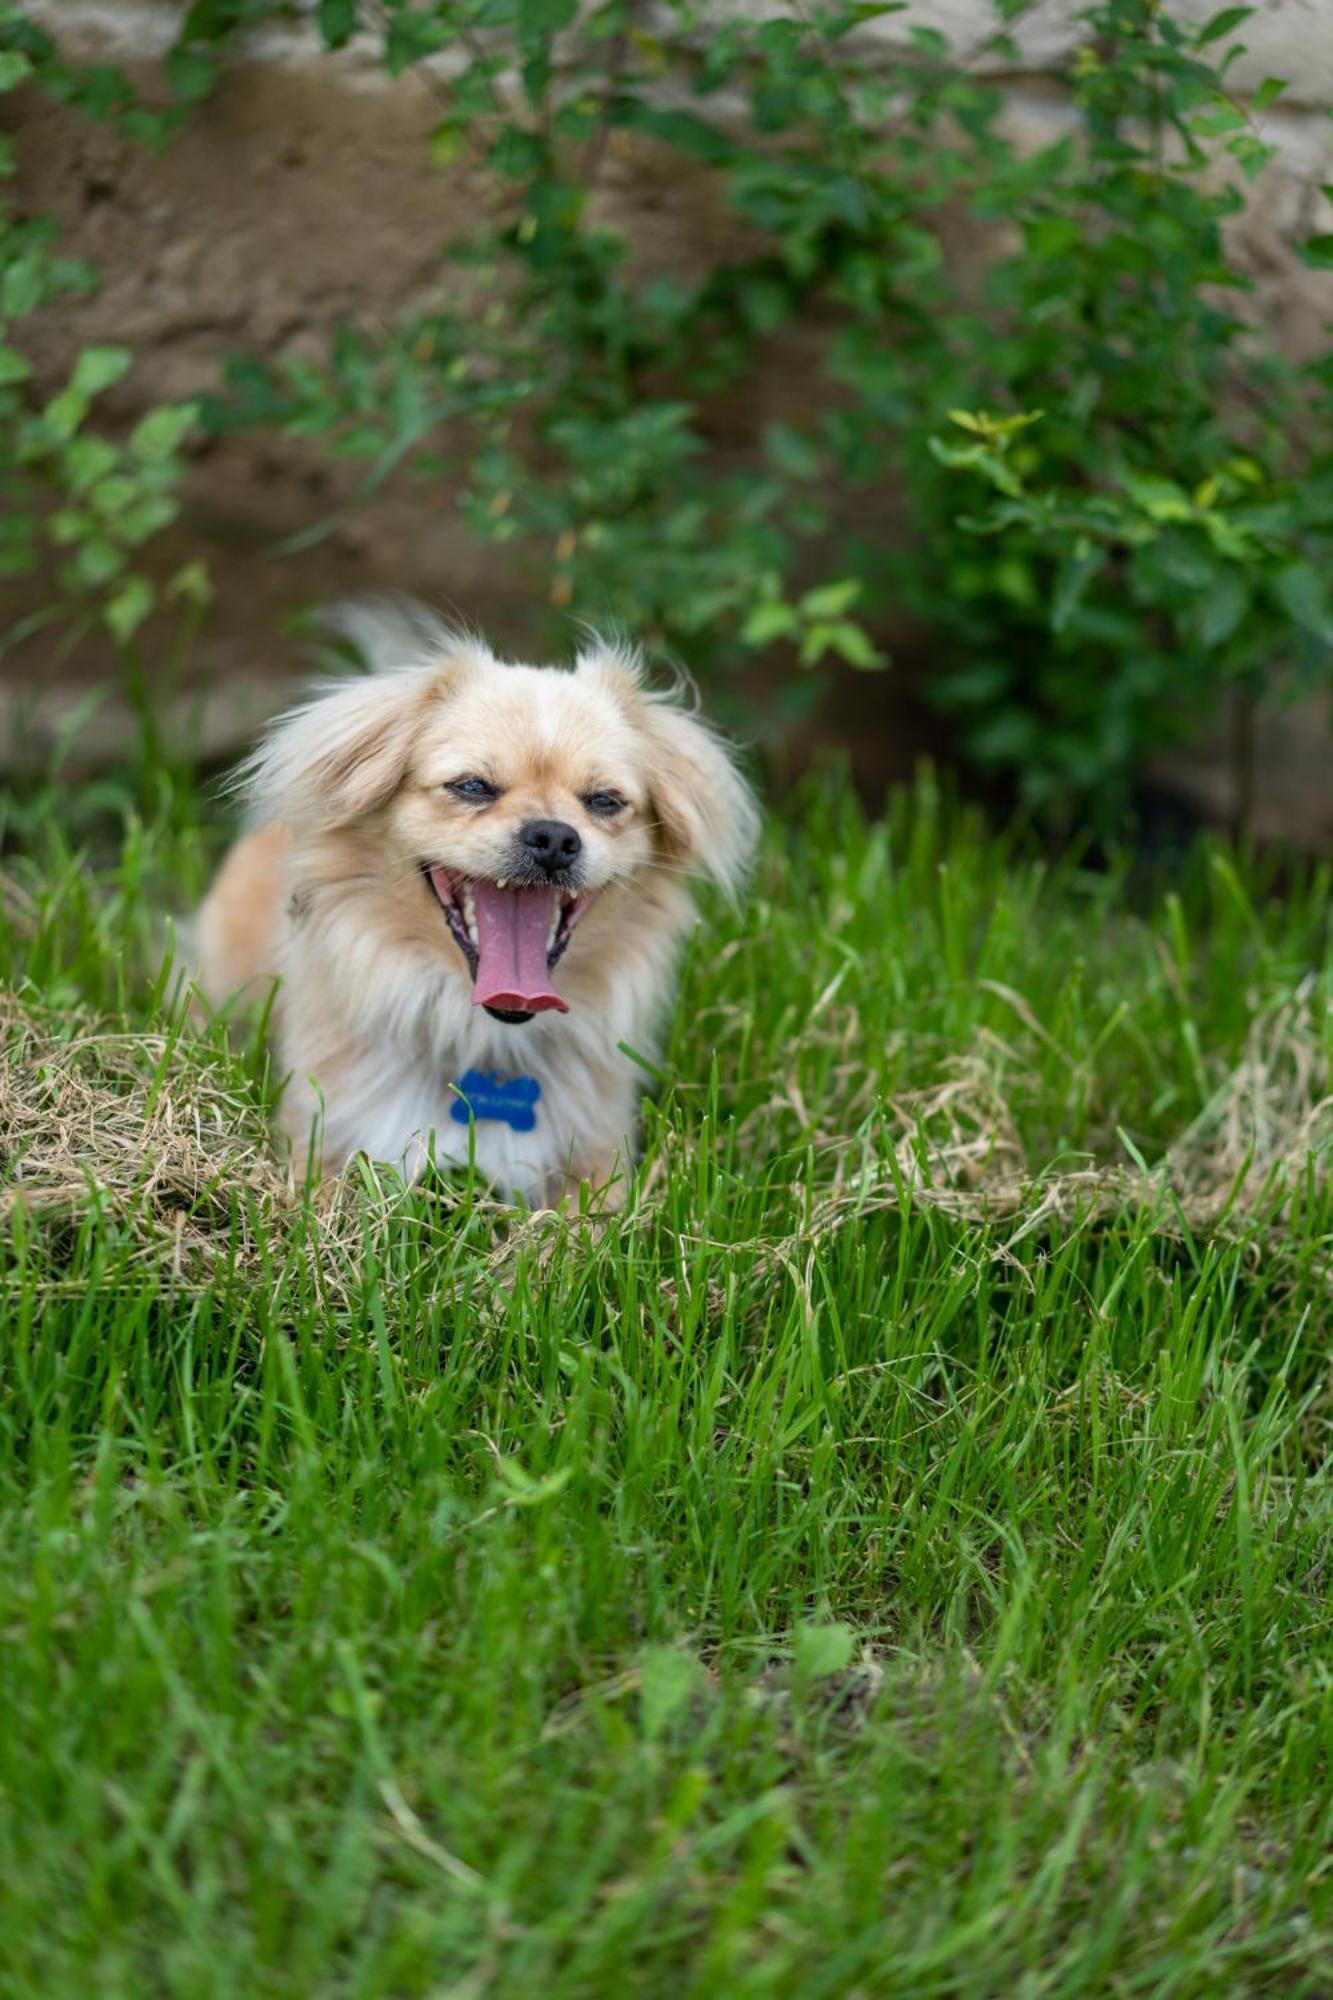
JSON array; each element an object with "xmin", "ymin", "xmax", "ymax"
[
  {"xmin": 0, "ymin": 13, "xmax": 204, "ymax": 650},
  {"xmin": 2, "ymin": 0, "xmax": 1330, "ymax": 819},
  {"xmin": 915, "ymin": 5, "xmax": 1333, "ymax": 812}
]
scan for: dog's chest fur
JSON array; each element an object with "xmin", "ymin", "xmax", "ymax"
[
  {"xmin": 311, "ymin": 1039, "xmax": 633, "ymax": 1197},
  {"xmin": 274, "ymin": 874, "xmax": 686, "ymax": 1199}
]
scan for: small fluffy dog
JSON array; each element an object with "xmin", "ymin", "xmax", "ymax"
[{"xmin": 195, "ymin": 603, "xmax": 758, "ymax": 1203}]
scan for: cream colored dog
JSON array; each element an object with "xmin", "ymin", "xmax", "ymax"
[{"xmin": 195, "ymin": 603, "xmax": 758, "ymax": 1203}]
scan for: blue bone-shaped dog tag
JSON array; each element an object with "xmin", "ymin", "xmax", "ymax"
[{"xmin": 450, "ymin": 1069, "xmax": 541, "ymax": 1132}]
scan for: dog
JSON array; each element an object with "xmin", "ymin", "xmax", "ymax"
[{"xmin": 194, "ymin": 602, "xmax": 759, "ymax": 1204}]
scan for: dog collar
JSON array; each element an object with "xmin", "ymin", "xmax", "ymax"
[{"xmin": 451, "ymin": 1068, "xmax": 541, "ymax": 1132}]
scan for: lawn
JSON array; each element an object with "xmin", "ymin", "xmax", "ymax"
[{"xmin": 1, "ymin": 765, "xmax": 1331, "ymax": 1996}]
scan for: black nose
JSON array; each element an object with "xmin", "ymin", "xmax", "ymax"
[{"xmin": 520, "ymin": 819, "xmax": 582, "ymax": 876}]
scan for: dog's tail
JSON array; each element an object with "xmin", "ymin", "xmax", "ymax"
[{"xmin": 316, "ymin": 594, "xmax": 460, "ymax": 677}]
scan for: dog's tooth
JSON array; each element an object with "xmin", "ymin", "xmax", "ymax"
[
  {"xmin": 547, "ymin": 902, "xmax": 560, "ymax": 950},
  {"xmin": 463, "ymin": 885, "xmax": 477, "ymax": 943},
  {"xmin": 495, "ymin": 877, "xmax": 507, "ymax": 891}
]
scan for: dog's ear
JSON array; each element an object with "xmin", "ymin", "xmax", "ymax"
[
  {"xmin": 240, "ymin": 663, "xmax": 456, "ymax": 830},
  {"xmin": 576, "ymin": 638, "xmax": 759, "ymax": 895},
  {"xmin": 574, "ymin": 636, "xmax": 645, "ymax": 709},
  {"xmin": 642, "ymin": 701, "xmax": 760, "ymax": 898}
]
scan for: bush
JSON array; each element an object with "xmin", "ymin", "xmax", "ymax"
[
  {"xmin": 2, "ymin": 0, "xmax": 1330, "ymax": 820},
  {"xmin": 0, "ymin": 14, "xmax": 205, "ymax": 649}
]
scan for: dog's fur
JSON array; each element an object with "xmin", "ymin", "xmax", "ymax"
[{"xmin": 195, "ymin": 603, "xmax": 758, "ymax": 1203}]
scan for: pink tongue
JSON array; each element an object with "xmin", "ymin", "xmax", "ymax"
[{"xmin": 470, "ymin": 883, "xmax": 567, "ymax": 1014}]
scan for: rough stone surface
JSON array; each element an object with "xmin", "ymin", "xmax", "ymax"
[
  {"xmin": 1153, "ymin": 696, "xmax": 1333, "ymax": 852},
  {"xmin": 884, "ymin": 0, "xmax": 1333, "ymax": 108}
]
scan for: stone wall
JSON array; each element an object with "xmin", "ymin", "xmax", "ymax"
[{"xmin": 4, "ymin": 1, "xmax": 1332, "ymax": 839}]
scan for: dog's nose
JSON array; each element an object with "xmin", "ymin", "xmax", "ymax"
[{"xmin": 520, "ymin": 819, "xmax": 583, "ymax": 875}]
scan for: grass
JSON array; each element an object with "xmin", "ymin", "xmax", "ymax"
[{"xmin": 2, "ymin": 759, "xmax": 1332, "ymax": 1997}]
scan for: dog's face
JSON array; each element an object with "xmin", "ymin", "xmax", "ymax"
[
  {"xmin": 247, "ymin": 636, "xmax": 757, "ymax": 1027},
  {"xmin": 392, "ymin": 662, "xmax": 673, "ymax": 1021}
]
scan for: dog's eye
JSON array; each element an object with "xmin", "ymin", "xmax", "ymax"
[
  {"xmin": 446, "ymin": 775, "xmax": 499, "ymax": 802},
  {"xmin": 582, "ymin": 790, "xmax": 626, "ymax": 818}
]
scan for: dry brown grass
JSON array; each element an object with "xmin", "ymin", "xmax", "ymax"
[
  {"xmin": 0, "ymin": 988, "xmax": 289, "ymax": 1264},
  {"xmin": 1157, "ymin": 975, "xmax": 1333, "ymax": 1222},
  {"xmin": 742, "ymin": 979, "xmax": 1333, "ymax": 1273},
  {"xmin": 2, "ymin": 977, "xmax": 1329, "ymax": 1282},
  {"xmin": 0, "ymin": 986, "xmax": 518, "ymax": 1290}
]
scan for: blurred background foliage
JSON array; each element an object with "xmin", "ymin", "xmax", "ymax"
[{"xmin": 1, "ymin": 0, "xmax": 1331, "ymax": 826}]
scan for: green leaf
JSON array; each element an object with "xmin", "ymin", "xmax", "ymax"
[
  {"xmin": 1190, "ymin": 102, "xmax": 1247, "ymax": 138},
  {"xmin": 1271, "ymin": 562, "xmax": 1333, "ymax": 645},
  {"xmin": 974, "ymin": 449, "xmax": 1023, "ymax": 497},
  {"xmin": 741, "ymin": 600, "xmax": 799, "ymax": 647},
  {"xmin": 1199, "ymin": 512, "xmax": 1253, "ymax": 561},
  {"xmin": 764, "ymin": 423, "xmax": 822, "ymax": 480},
  {"xmin": 44, "ymin": 390, "xmax": 87, "ymax": 443},
  {"xmin": 70, "ymin": 346, "xmax": 132, "ymax": 399},
  {"xmin": 0, "ymin": 51, "xmax": 34, "ymax": 91},
  {"xmin": 827, "ymin": 621, "xmax": 885, "ymax": 670},
  {"xmin": 822, "ymin": 2, "xmax": 908, "ymax": 40},
  {"xmin": 383, "ymin": 12, "xmax": 450, "ymax": 72},
  {"xmin": 2, "ymin": 255, "xmax": 45, "ymax": 319},
  {"xmin": 639, "ymin": 1648, "xmax": 701, "ymax": 1741},
  {"xmin": 519, "ymin": 0, "xmax": 580, "ymax": 34},
  {"xmin": 1120, "ymin": 471, "xmax": 1193, "ymax": 523},
  {"xmin": 0, "ymin": 345, "xmax": 32, "ymax": 385},
  {"xmin": 166, "ymin": 45, "xmax": 218, "ymax": 103},
  {"xmin": 104, "ymin": 575, "xmax": 155, "ymax": 643},
  {"xmin": 66, "ymin": 537, "xmax": 122, "ymax": 589},
  {"xmin": 799, "ymin": 577, "xmax": 861, "ymax": 621},
  {"xmin": 63, "ymin": 436, "xmax": 120, "ymax": 492},
  {"xmin": 114, "ymin": 494, "xmax": 180, "ymax": 546},
  {"xmin": 165, "ymin": 558, "xmax": 213, "ymax": 606},
  {"xmin": 908, "ymin": 25, "xmax": 950, "ymax": 59},
  {"xmin": 129, "ymin": 402, "xmax": 198, "ymax": 463},
  {"xmin": 316, "ymin": 0, "xmax": 358, "ymax": 47},
  {"xmin": 48, "ymin": 510, "xmax": 88, "ymax": 548},
  {"xmin": 1226, "ymin": 133, "xmax": 1277, "ymax": 182},
  {"xmin": 930, "ymin": 439, "xmax": 984, "ymax": 472},
  {"xmin": 90, "ymin": 474, "xmax": 138, "ymax": 520},
  {"xmin": 1026, "ymin": 216, "xmax": 1080, "ymax": 259},
  {"xmin": 617, "ymin": 103, "xmax": 733, "ymax": 166},
  {"xmin": 1300, "ymin": 235, "xmax": 1333, "ymax": 270},
  {"xmin": 1196, "ymin": 6, "xmax": 1253, "ymax": 46},
  {"xmin": 430, "ymin": 119, "xmax": 465, "ymax": 168},
  {"xmin": 1196, "ymin": 569, "xmax": 1248, "ymax": 649},
  {"xmin": 792, "ymin": 1622, "xmax": 856, "ymax": 1680}
]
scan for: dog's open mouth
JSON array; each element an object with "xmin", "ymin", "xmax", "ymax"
[{"xmin": 425, "ymin": 866, "xmax": 592, "ymax": 1023}]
